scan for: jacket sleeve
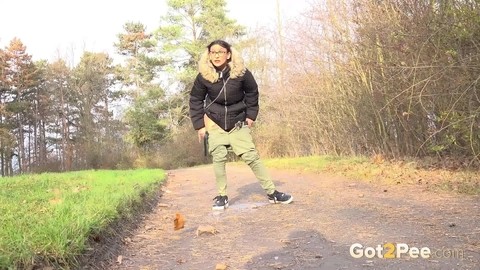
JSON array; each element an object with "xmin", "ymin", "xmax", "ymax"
[
  {"xmin": 189, "ymin": 74, "xmax": 207, "ymax": 130},
  {"xmin": 243, "ymin": 69, "xmax": 259, "ymax": 120}
]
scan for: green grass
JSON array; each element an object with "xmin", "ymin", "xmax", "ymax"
[{"xmin": 0, "ymin": 169, "xmax": 166, "ymax": 269}]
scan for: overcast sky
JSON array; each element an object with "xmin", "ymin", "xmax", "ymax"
[{"xmin": 0, "ymin": 0, "xmax": 308, "ymax": 63}]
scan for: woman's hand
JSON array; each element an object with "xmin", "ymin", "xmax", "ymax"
[
  {"xmin": 246, "ymin": 118, "xmax": 254, "ymax": 128},
  {"xmin": 197, "ymin": 127, "xmax": 207, "ymax": 142}
]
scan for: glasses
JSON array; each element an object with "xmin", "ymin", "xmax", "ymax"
[{"xmin": 209, "ymin": 51, "xmax": 228, "ymax": 56}]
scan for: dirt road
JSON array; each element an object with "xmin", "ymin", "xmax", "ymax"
[{"xmin": 94, "ymin": 163, "xmax": 479, "ymax": 270}]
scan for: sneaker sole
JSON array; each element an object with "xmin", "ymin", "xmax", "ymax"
[
  {"xmin": 269, "ymin": 196, "xmax": 293, "ymax": 204},
  {"xmin": 212, "ymin": 202, "xmax": 229, "ymax": 210}
]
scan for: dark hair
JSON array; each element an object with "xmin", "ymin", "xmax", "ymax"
[{"xmin": 207, "ymin": 40, "xmax": 232, "ymax": 53}]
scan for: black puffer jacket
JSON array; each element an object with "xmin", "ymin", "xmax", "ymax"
[{"xmin": 189, "ymin": 48, "xmax": 259, "ymax": 131}]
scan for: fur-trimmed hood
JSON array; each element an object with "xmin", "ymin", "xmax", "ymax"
[{"xmin": 198, "ymin": 47, "xmax": 246, "ymax": 83}]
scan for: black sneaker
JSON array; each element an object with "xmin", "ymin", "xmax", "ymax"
[
  {"xmin": 212, "ymin": 195, "xmax": 229, "ymax": 210},
  {"xmin": 268, "ymin": 190, "xmax": 293, "ymax": 204}
]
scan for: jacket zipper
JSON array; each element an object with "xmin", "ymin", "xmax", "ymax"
[{"xmin": 223, "ymin": 78, "xmax": 227, "ymax": 130}]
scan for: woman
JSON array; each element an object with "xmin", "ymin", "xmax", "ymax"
[{"xmin": 189, "ymin": 39, "xmax": 293, "ymax": 210}]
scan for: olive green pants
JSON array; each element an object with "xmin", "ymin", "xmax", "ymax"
[{"xmin": 207, "ymin": 124, "xmax": 276, "ymax": 196}]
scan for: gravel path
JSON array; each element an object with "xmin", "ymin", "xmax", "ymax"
[{"xmin": 93, "ymin": 163, "xmax": 479, "ymax": 270}]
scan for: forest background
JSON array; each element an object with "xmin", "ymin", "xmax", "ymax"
[{"xmin": 0, "ymin": 0, "xmax": 479, "ymax": 176}]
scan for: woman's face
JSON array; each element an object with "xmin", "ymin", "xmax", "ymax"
[{"xmin": 209, "ymin": 44, "xmax": 230, "ymax": 69}]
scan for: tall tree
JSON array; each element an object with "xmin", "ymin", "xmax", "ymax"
[
  {"xmin": 0, "ymin": 47, "xmax": 8, "ymax": 175},
  {"xmin": 71, "ymin": 52, "xmax": 115, "ymax": 169},
  {"xmin": 43, "ymin": 59, "xmax": 75, "ymax": 171},
  {"xmin": 114, "ymin": 22, "xmax": 169, "ymax": 149},
  {"xmin": 1, "ymin": 38, "xmax": 39, "ymax": 174},
  {"xmin": 28, "ymin": 60, "xmax": 47, "ymax": 172}
]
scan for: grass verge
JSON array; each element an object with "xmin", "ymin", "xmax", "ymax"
[
  {"xmin": 262, "ymin": 155, "xmax": 480, "ymax": 195},
  {"xmin": 0, "ymin": 169, "xmax": 166, "ymax": 269}
]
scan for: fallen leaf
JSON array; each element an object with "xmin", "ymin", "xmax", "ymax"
[
  {"xmin": 117, "ymin": 255, "xmax": 123, "ymax": 264},
  {"xmin": 215, "ymin": 263, "xmax": 228, "ymax": 270},
  {"xmin": 196, "ymin": 225, "xmax": 218, "ymax": 236},
  {"xmin": 174, "ymin": 213, "xmax": 185, "ymax": 230}
]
